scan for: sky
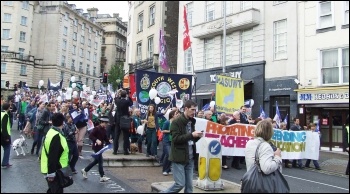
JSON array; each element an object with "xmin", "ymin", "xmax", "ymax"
[{"xmin": 68, "ymin": 1, "xmax": 129, "ymax": 22}]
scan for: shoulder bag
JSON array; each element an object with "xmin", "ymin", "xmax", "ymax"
[
  {"xmin": 119, "ymin": 115, "xmax": 132, "ymax": 130},
  {"xmin": 241, "ymin": 142, "xmax": 290, "ymax": 193}
]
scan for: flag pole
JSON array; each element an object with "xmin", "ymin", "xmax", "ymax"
[{"xmin": 223, "ymin": 1, "xmax": 226, "ymax": 73}]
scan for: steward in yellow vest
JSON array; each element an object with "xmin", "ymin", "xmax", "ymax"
[
  {"xmin": 40, "ymin": 113, "xmax": 70, "ymax": 193},
  {"xmin": 1, "ymin": 103, "xmax": 12, "ymax": 168}
]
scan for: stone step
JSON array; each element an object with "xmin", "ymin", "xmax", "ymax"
[{"xmin": 101, "ymin": 150, "xmax": 161, "ymax": 167}]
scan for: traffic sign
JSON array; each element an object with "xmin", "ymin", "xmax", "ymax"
[{"xmin": 208, "ymin": 140, "xmax": 221, "ymax": 155}]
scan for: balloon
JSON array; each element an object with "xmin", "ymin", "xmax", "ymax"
[
  {"xmin": 164, "ymin": 109, "xmax": 172, "ymax": 120},
  {"xmin": 149, "ymin": 88, "xmax": 158, "ymax": 100},
  {"xmin": 57, "ymin": 96, "xmax": 62, "ymax": 102},
  {"xmin": 176, "ymin": 99, "xmax": 183, "ymax": 109},
  {"xmin": 72, "ymin": 83, "xmax": 76, "ymax": 89},
  {"xmin": 39, "ymin": 80, "xmax": 44, "ymax": 86},
  {"xmin": 111, "ymin": 93, "xmax": 115, "ymax": 98},
  {"xmin": 70, "ymin": 76, "xmax": 75, "ymax": 82},
  {"xmin": 250, "ymin": 99, "xmax": 254, "ymax": 107},
  {"xmin": 72, "ymin": 94, "xmax": 77, "ymax": 98},
  {"xmin": 210, "ymin": 101, "xmax": 216, "ymax": 108},
  {"xmin": 136, "ymin": 125, "xmax": 145, "ymax": 135},
  {"xmin": 67, "ymin": 88, "xmax": 73, "ymax": 93},
  {"xmin": 92, "ymin": 91, "xmax": 96, "ymax": 96},
  {"xmin": 89, "ymin": 95, "xmax": 94, "ymax": 101},
  {"xmin": 73, "ymin": 91, "xmax": 78, "ymax": 96},
  {"xmin": 85, "ymin": 86, "xmax": 90, "ymax": 91},
  {"xmin": 154, "ymin": 97, "xmax": 161, "ymax": 105},
  {"xmin": 83, "ymin": 85, "xmax": 86, "ymax": 90},
  {"xmin": 25, "ymin": 84, "xmax": 28, "ymax": 87}
]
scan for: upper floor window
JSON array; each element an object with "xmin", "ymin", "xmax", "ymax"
[
  {"xmin": 184, "ymin": 48, "xmax": 192, "ymax": 73},
  {"xmin": 63, "ymin": 26, "xmax": 68, "ymax": 36},
  {"xmin": 19, "ymin": 31, "xmax": 26, "ymax": 42},
  {"xmin": 74, "ymin": 18, "xmax": 78, "ymax": 26},
  {"xmin": 149, "ymin": 5, "xmax": 155, "ymax": 26},
  {"xmin": 206, "ymin": 1, "xmax": 215, "ymax": 22},
  {"xmin": 80, "ymin": 48, "xmax": 84, "ymax": 57},
  {"xmin": 60, "ymin": 71, "xmax": 65, "ymax": 81},
  {"xmin": 138, "ymin": 13, "xmax": 144, "ymax": 32},
  {"xmin": 136, "ymin": 42, "xmax": 142, "ymax": 61},
  {"xmin": 186, "ymin": 3, "xmax": 193, "ymax": 27},
  {"xmin": 65, "ymin": 12, "xmax": 69, "ymax": 20},
  {"xmin": 223, "ymin": 1, "xmax": 233, "ymax": 16},
  {"xmin": 95, "ymin": 42, "xmax": 98, "ymax": 49},
  {"xmin": 61, "ymin": 55, "xmax": 66, "ymax": 66},
  {"xmin": 1, "ymin": 46, "xmax": 9, "ymax": 51},
  {"xmin": 81, "ymin": 35, "xmax": 85, "ymax": 44},
  {"xmin": 1, "ymin": 63, "xmax": 7, "ymax": 73},
  {"xmin": 318, "ymin": 1, "xmax": 333, "ymax": 29},
  {"xmin": 87, "ymin": 51, "xmax": 90, "ymax": 60},
  {"xmin": 73, "ymin": 32, "xmax": 77, "ymax": 41},
  {"xmin": 240, "ymin": 29, "xmax": 253, "ymax": 63},
  {"xmin": 62, "ymin": 39, "xmax": 67, "ymax": 50},
  {"xmin": 344, "ymin": 1, "xmax": 349, "ymax": 25},
  {"xmin": 4, "ymin": 13, "xmax": 12, "ymax": 22},
  {"xmin": 93, "ymin": 53, "xmax": 97, "ymax": 62},
  {"xmin": 321, "ymin": 48, "xmax": 349, "ymax": 84},
  {"xmin": 82, "ymin": 23, "xmax": 85, "ymax": 31},
  {"xmin": 72, "ymin": 45, "xmax": 76, "ymax": 55},
  {"xmin": 4, "ymin": 1, "xmax": 13, "ymax": 6},
  {"xmin": 88, "ymin": 39, "xmax": 91, "ymax": 47},
  {"xmin": 2, "ymin": 29, "xmax": 10, "ymax": 39},
  {"xmin": 21, "ymin": 16, "xmax": 27, "ymax": 26},
  {"xmin": 241, "ymin": 1, "xmax": 253, "ymax": 11},
  {"xmin": 204, "ymin": 38, "xmax": 215, "ymax": 69},
  {"xmin": 22, "ymin": 1, "xmax": 29, "ymax": 10},
  {"xmin": 274, "ymin": 19, "xmax": 287, "ymax": 60},
  {"xmin": 147, "ymin": 36, "xmax": 154, "ymax": 58},
  {"xmin": 20, "ymin": 65, "xmax": 27, "ymax": 75}
]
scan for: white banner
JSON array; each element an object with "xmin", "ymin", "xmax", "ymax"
[{"xmin": 194, "ymin": 118, "xmax": 320, "ymax": 160}]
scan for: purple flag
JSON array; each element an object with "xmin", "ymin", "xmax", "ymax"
[{"xmin": 159, "ymin": 29, "xmax": 169, "ymax": 71}]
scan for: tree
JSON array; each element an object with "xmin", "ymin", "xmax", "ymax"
[{"xmin": 107, "ymin": 62, "xmax": 124, "ymax": 91}]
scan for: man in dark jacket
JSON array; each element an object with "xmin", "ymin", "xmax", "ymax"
[
  {"xmin": 290, "ymin": 117, "xmax": 304, "ymax": 169},
  {"xmin": 1, "ymin": 103, "xmax": 12, "ymax": 168},
  {"xmin": 161, "ymin": 100, "xmax": 203, "ymax": 193},
  {"xmin": 113, "ymin": 90, "xmax": 133, "ymax": 155}
]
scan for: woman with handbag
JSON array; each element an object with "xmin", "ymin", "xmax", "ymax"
[
  {"xmin": 142, "ymin": 104, "xmax": 159, "ymax": 158},
  {"xmin": 242, "ymin": 119, "xmax": 289, "ymax": 193}
]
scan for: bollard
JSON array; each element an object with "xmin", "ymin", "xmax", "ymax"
[{"xmin": 195, "ymin": 138, "xmax": 224, "ymax": 191}]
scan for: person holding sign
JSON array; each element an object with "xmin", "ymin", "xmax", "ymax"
[{"xmin": 304, "ymin": 123, "xmax": 321, "ymax": 170}]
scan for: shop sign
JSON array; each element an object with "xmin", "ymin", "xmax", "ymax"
[
  {"xmin": 298, "ymin": 90, "xmax": 349, "ymax": 104},
  {"xmin": 210, "ymin": 71, "xmax": 242, "ymax": 82},
  {"xmin": 322, "ymin": 119, "xmax": 328, "ymax": 125}
]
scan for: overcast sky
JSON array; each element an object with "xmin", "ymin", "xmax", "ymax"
[{"xmin": 68, "ymin": 1, "xmax": 129, "ymax": 22}]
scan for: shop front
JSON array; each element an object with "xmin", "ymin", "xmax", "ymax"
[
  {"xmin": 296, "ymin": 86, "xmax": 349, "ymax": 151},
  {"xmin": 193, "ymin": 61, "xmax": 265, "ymax": 117}
]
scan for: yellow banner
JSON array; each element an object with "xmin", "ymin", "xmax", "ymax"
[{"xmin": 215, "ymin": 75, "xmax": 244, "ymax": 114}]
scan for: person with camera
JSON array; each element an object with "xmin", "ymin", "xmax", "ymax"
[{"xmin": 62, "ymin": 114, "xmax": 79, "ymax": 174}]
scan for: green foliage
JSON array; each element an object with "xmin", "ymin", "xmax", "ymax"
[{"xmin": 107, "ymin": 63, "xmax": 124, "ymax": 91}]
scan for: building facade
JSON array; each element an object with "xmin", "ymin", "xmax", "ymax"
[
  {"xmin": 1, "ymin": 1, "xmax": 103, "ymax": 90},
  {"xmin": 296, "ymin": 1, "xmax": 349, "ymax": 150},
  {"xmin": 127, "ymin": 1, "xmax": 179, "ymax": 74},
  {"xmin": 90, "ymin": 9, "xmax": 127, "ymax": 74}
]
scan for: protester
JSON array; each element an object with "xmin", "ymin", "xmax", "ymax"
[
  {"xmin": 161, "ymin": 100, "xmax": 203, "ymax": 193},
  {"xmin": 40, "ymin": 113, "xmax": 70, "ymax": 193},
  {"xmin": 72, "ymin": 102, "xmax": 88, "ymax": 158},
  {"xmin": 131, "ymin": 108, "xmax": 143, "ymax": 153},
  {"xmin": 230, "ymin": 111, "xmax": 243, "ymax": 170},
  {"xmin": 143, "ymin": 104, "xmax": 159, "ymax": 158},
  {"xmin": 62, "ymin": 114, "xmax": 79, "ymax": 174},
  {"xmin": 81, "ymin": 116, "xmax": 113, "ymax": 182},
  {"xmin": 196, "ymin": 110, "xmax": 204, "ymax": 118},
  {"xmin": 30, "ymin": 101, "xmax": 45, "ymax": 156},
  {"xmin": 245, "ymin": 120, "xmax": 282, "ymax": 174},
  {"xmin": 1, "ymin": 103, "xmax": 12, "ymax": 168},
  {"xmin": 290, "ymin": 118, "xmax": 304, "ymax": 169},
  {"xmin": 219, "ymin": 114, "xmax": 229, "ymax": 169}
]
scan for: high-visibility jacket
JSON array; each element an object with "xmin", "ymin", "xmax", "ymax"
[
  {"xmin": 40, "ymin": 128, "xmax": 69, "ymax": 174},
  {"xmin": 1, "ymin": 111, "xmax": 11, "ymax": 136}
]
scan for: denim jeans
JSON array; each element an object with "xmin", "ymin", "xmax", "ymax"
[
  {"xmin": 32, "ymin": 131, "xmax": 44, "ymax": 155},
  {"xmin": 305, "ymin": 159, "xmax": 320, "ymax": 168},
  {"xmin": 292, "ymin": 159, "xmax": 303, "ymax": 167},
  {"xmin": 1, "ymin": 144, "xmax": 11, "ymax": 166},
  {"xmin": 68, "ymin": 141, "xmax": 79, "ymax": 172},
  {"xmin": 84, "ymin": 153, "xmax": 105, "ymax": 177},
  {"xmin": 146, "ymin": 128, "xmax": 157, "ymax": 156},
  {"xmin": 18, "ymin": 113, "xmax": 25, "ymax": 131},
  {"xmin": 162, "ymin": 141, "xmax": 172, "ymax": 173},
  {"xmin": 161, "ymin": 159, "xmax": 194, "ymax": 193}
]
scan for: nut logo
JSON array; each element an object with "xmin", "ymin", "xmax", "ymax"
[{"xmin": 178, "ymin": 78, "xmax": 190, "ymax": 90}]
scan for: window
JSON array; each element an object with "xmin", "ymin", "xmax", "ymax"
[
  {"xmin": 4, "ymin": 1, "xmax": 13, "ymax": 6},
  {"xmin": 65, "ymin": 12, "xmax": 69, "ymax": 20},
  {"xmin": 86, "ymin": 64, "xmax": 90, "ymax": 74},
  {"xmin": 241, "ymin": 1, "xmax": 253, "ymax": 11},
  {"xmin": 60, "ymin": 71, "xmax": 65, "ymax": 81},
  {"xmin": 95, "ymin": 30, "xmax": 98, "ymax": 37},
  {"xmin": 184, "ymin": 48, "xmax": 192, "ymax": 73},
  {"xmin": 204, "ymin": 38, "xmax": 214, "ymax": 69},
  {"xmin": 223, "ymin": 1, "xmax": 233, "ymax": 16},
  {"xmin": 82, "ymin": 23, "xmax": 85, "ymax": 31},
  {"xmin": 136, "ymin": 42, "xmax": 142, "ymax": 61},
  {"xmin": 86, "ymin": 78, "xmax": 89, "ymax": 85},
  {"xmin": 79, "ymin": 62, "xmax": 83, "ymax": 71},
  {"xmin": 345, "ymin": 1, "xmax": 349, "ymax": 25},
  {"xmin": 321, "ymin": 48, "xmax": 349, "ymax": 84},
  {"xmin": 94, "ymin": 42, "xmax": 98, "ymax": 49},
  {"xmin": 19, "ymin": 48, "xmax": 25, "ymax": 56},
  {"xmin": 240, "ymin": 29, "xmax": 253, "ymax": 63},
  {"xmin": 80, "ymin": 48, "xmax": 84, "ymax": 57},
  {"xmin": 21, "ymin": 16, "xmax": 27, "ymax": 25},
  {"xmin": 206, "ymin": 1, "xmax": 215, "ymax": 22},
  {"xmin": 92, "ymin": 80, "xmax": 95, "ymax": 88},
  {"xmin": 71, "ymin": 59, "xmax": 75, "ymax": 70},
  {"xmin": 79, "ymin": 76, "xmax": 82, "ymax": 81},
  {"xmin": 73, "ymin": 32, "xmax": 77, "ymax": 41},
  {"xmin": 1, "ymin": 63, "xmax": 6, "ymax": 73},
  {"xmin": 2, "ymin": 29, "xmax": 10, "ymax": 39},
  {"xmin": 72, "ymin": 45, "xmax": 76, "ymax": 55},
  {"xmin": 87, "ymin": 51, "xmax": 90, "ymax": 60},
  {"xmin": 22, "ymin": 1, "xmax": 29, "ymax": 10},
  {"xmin": 147, "ymin": 36, "xmax": 153, "ymax": 58},
  {"xmin": 274, "ymin": 19, "xmax": 287, "ymax": 60},
  {"xmin": 93, "ymin": 66, "xmax": 96, "ymax": 76},
  {"xmin": 1, "ymin": 46, "xmax": 9, "ymax": 51},
  {"xmin": 93, "ymin": 53, "xmax": 97, "ymax": 62},
  {"xmin": 81, "ymin": 35, "xmax": 85, "ymax": 44},
  {"xmin": 20, "ymin": 65, "xmax": 27, "ymax": 75},
  {"xmin": 89, "ymin": 26, "xmax": 93, "ymax": 33},
  {"xmin": 222, "ymin": 33, "xmax": 234, "ymax": 66},
  {"xmin": 4, "ymin": 13, "xmax": 11, "ymax": 22},
  {"xmin": 19, "ymin": 31, "xmax": 26, "ymax": 42},
  {"xmin": 138, "ymin": 13, "xmax": 143, "ymax": 32},
  {"xmin": 74, "ymin": 18, "xmax": 78, "ymax": 26},
  {"xmin": 62, "ymin": 39, "xmax": 67, "ymax": 50},
  {"xmin": 186, "ymin": 3, "xmax": 193, "ymax": 27},
  {"xmin": 61, "ymin": 55, "xmax": 66, "ymax": 66},
  {"xmin": 318, "ymin": 1, "xmax": 333, "ymax": 29},
  {"xmin": 273, "ymin": 1, "xmax": 287, "ymax": 5},
  {"xmin": 63, "ymin": 26, "xmax": 68, "ymax": 36},
  {"xmin": 88, "ymin": 39, "xmax": 91, "ymax": 47},
  {"xmin": 149, "ymin": 5, "xmax": 155, "ymax": 26}
]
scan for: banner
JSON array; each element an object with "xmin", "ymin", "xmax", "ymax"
[
  {"xmin": 194, "ymin": 118, "xmax": 320, "ymax": 160},
  {"xmin": 215, "ymin": 75, "xmax": 244, "ymax": 114},
  {"xmin": 48, "ymin": 79, "xmax": 63, "ymax": 91},
  {"xmin": 129, "ymin": 74, "xmax": 136, "ymax": 102},
  {"xmin": 91, "ymin": 144, "xmax": 113, "ymax": 159},
  {"xmin": 87, "ymin": 119, "xmax": 94, "ymax": 131},
  {"xmin": 159, "ymin": 29, "xmax": 169, "ymax": 71},
  {"xmin": 135, "ymin": 69, "xmax": 192, "ymax": 114}
]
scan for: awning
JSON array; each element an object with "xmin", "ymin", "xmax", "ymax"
[{"xmin": 193, "ymin": 80, "xmax": 253, "ymax": 96}]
